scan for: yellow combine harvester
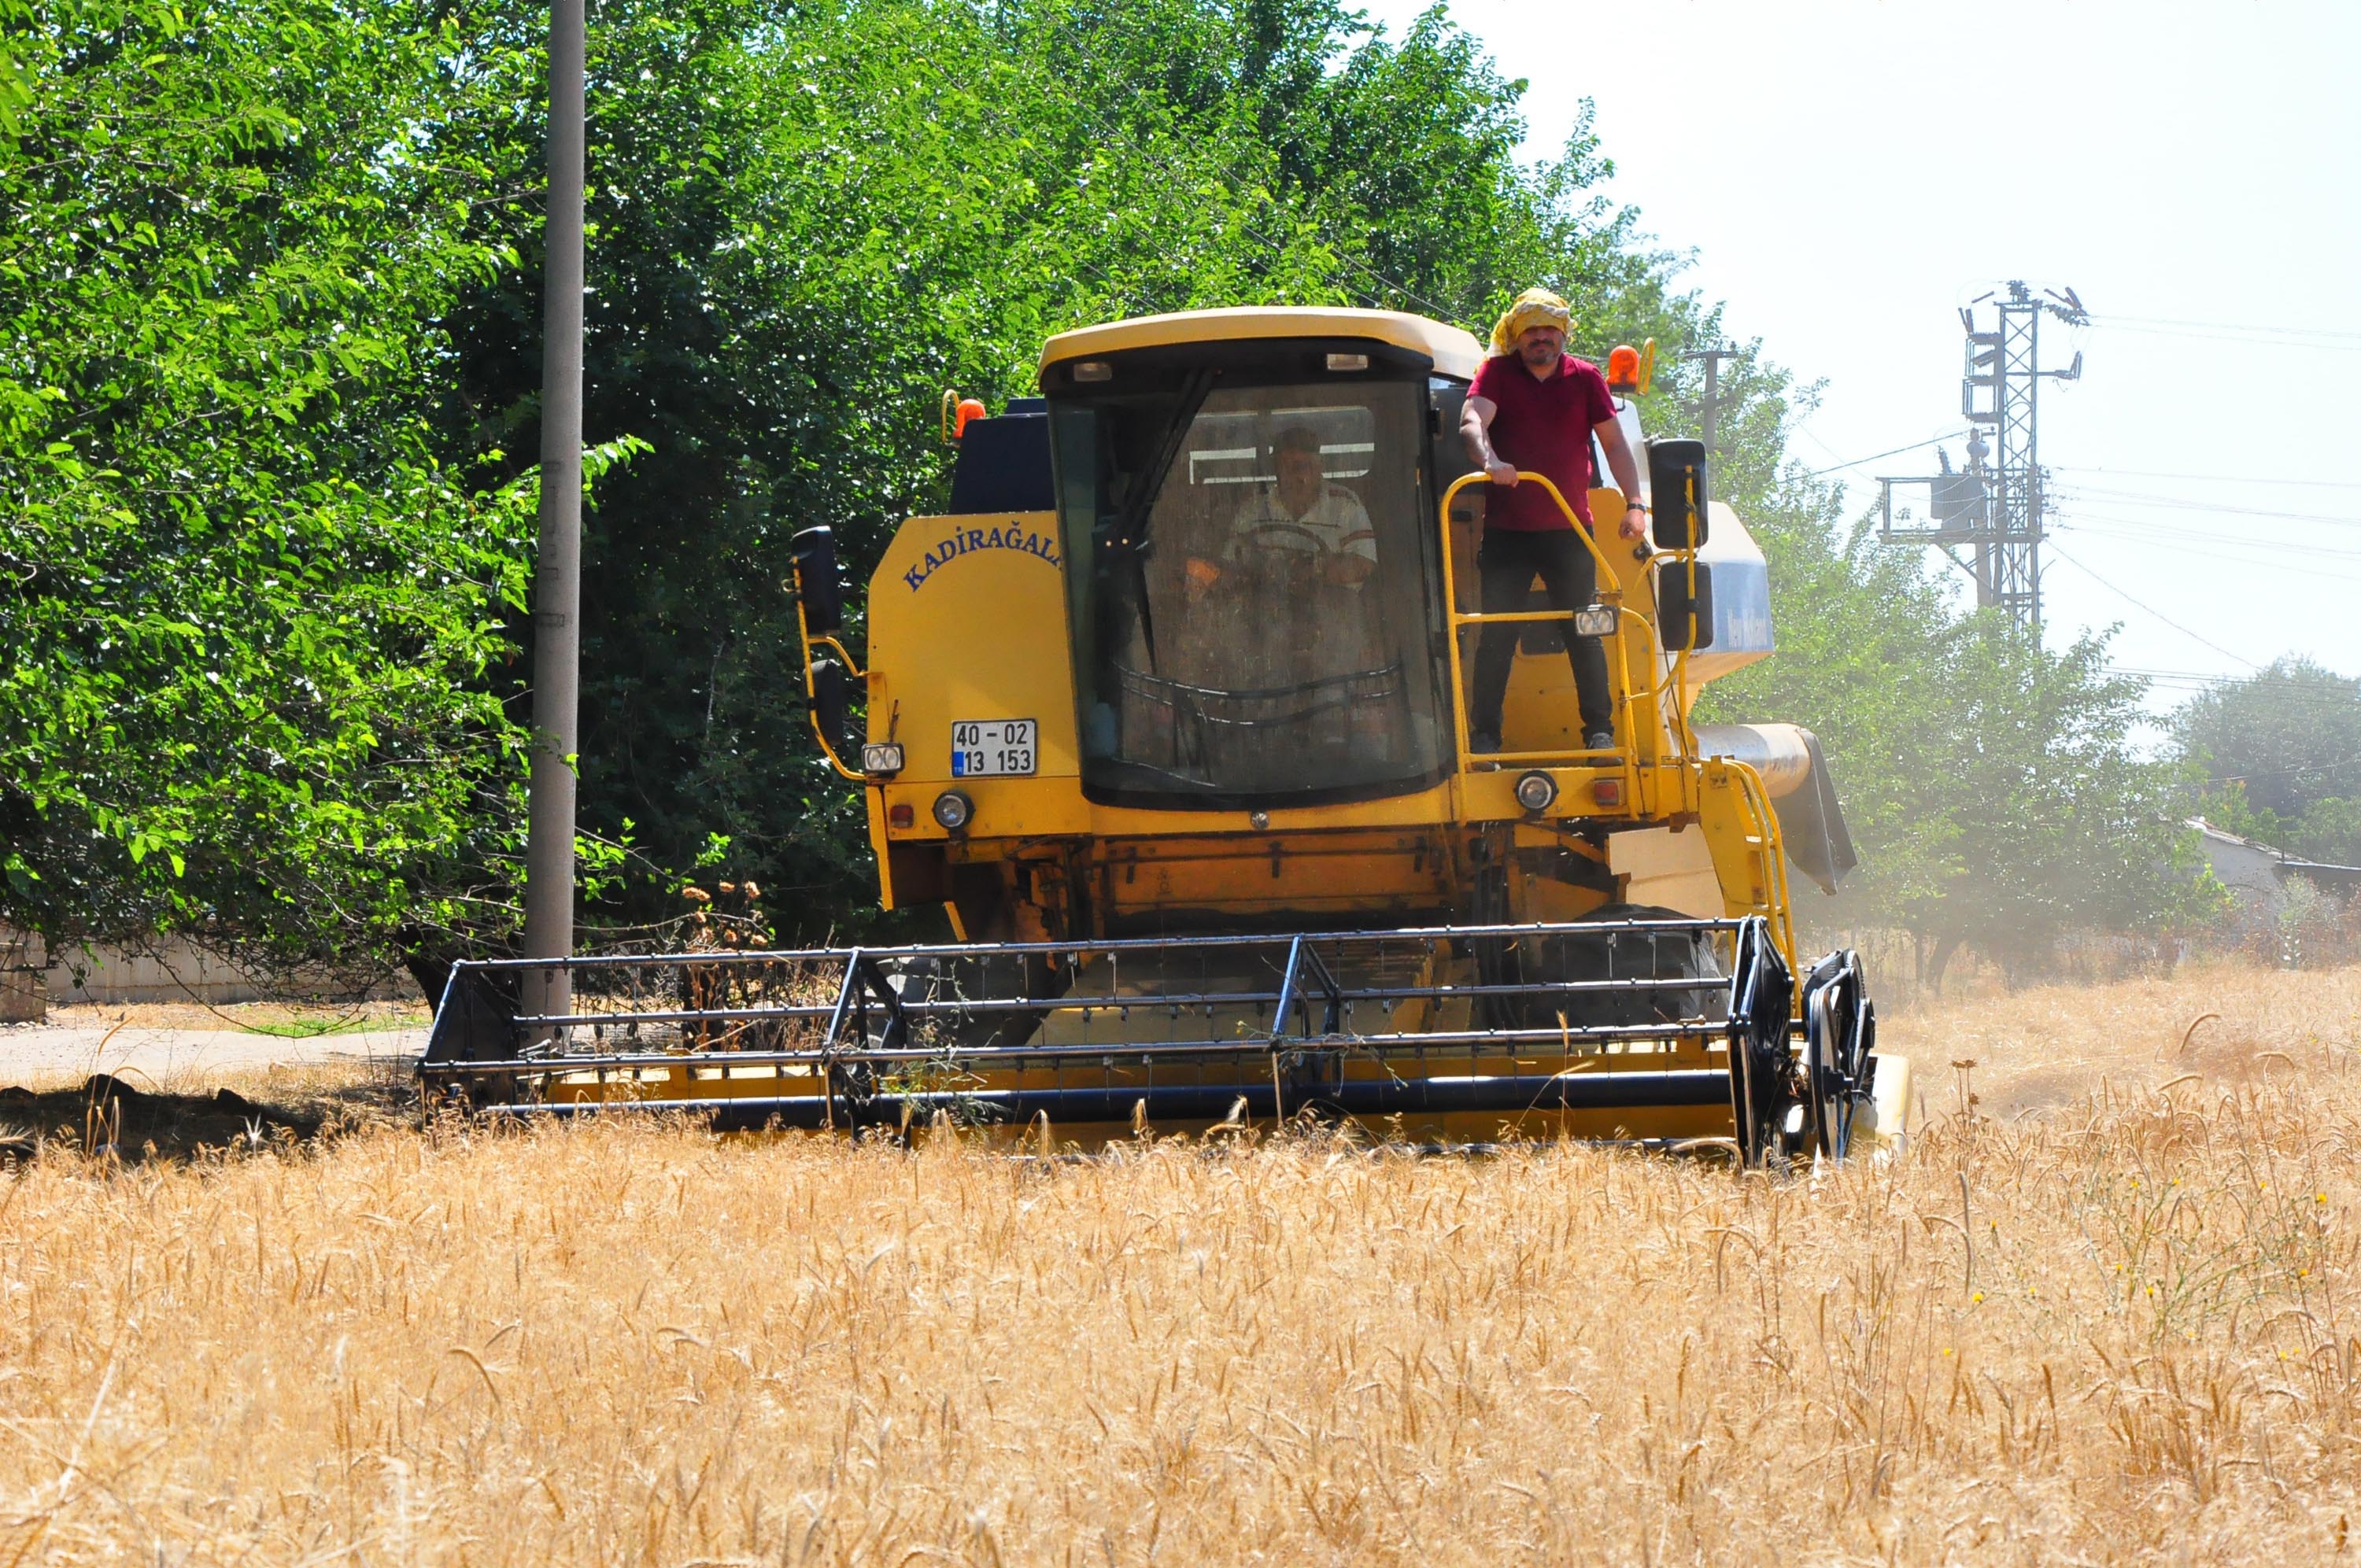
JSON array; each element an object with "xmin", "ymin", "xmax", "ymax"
[{"xmin": 423, "ymin": 308, "xmax": 1908, "ymax": 1162}]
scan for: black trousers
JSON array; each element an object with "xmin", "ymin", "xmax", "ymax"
[{"xmin": 1469, "ymin": 526, "xmax": 1610, "ymax": 737}]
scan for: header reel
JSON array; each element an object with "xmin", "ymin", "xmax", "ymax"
[{"xmin": 420, "ymin": 915, "xmax": 1894, "ymax": 1164}]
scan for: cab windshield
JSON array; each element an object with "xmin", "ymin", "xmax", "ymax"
[{"xmin": 1051, "ymin": 367, "xmax": 1448, "ymax": 805}]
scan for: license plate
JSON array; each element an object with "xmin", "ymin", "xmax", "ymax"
[{"xmin": 951, "ymin": 719, "xmax": 1036, "ymax": 777}]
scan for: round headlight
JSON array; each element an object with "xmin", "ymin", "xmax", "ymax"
[
  {"xmin": 1513, "ymin": 770, "xmax": 1558, "ymax": 814},
  {"xmin": 931, "ymin": 789, "xmax": 974, "ymax": 832}
]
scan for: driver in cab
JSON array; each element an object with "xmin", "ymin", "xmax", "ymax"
[
  {"xmin": 1227, "ymin": 425, "xmax": 1376, "ymax": 584},
  {"xmin": 1186, "ymin": 425, "xmax": 1374, "ymax": 600}
]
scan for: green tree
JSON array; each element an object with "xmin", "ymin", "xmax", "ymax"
[
  {"xmin": 0, "ymin": 0, "xmax": 537, "ymax": 980},
  {"xmin": 2174, "ymin": 657, "xmax": 2361, "ymax": 864}
]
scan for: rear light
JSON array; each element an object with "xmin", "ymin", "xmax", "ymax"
[
  {"xmin": 932, "ymin": 790, "xmax": 974, "ymax": 831},
  {"xmin": 1325, "ymin": 352, "xmax": 1369, "ymax": 371},
  {"xmin": 888, "ymin": 803, "xmax": 914, "ymax": 829},
  {"xmin": 1572, "ymin": 603, "xmax": 1618, "ymax": 637},
  {"xmin": 1591, "ymin": 778, "xmax": 1624, "ymax": 807},
  {"xmin": 862, "ymin": 742, "xmax": 904, "ymax": 775},
  {"xmin": 1072, "ymin": 360, "xmax": 1113, "ymax": 382}
]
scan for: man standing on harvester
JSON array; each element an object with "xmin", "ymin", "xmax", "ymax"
[{"xmin": 1460, "ymin": 286, "xmax": 1647, "ymax": 755}]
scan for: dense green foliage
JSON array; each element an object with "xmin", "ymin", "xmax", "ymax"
[
  {"xmin": 0, "ymin": 0, "xmax": 537, "ymax": 976},
  {"xmin": 2175, "ymin": 659, "xmax": 2361, "ymax": 865},
  {"xmin": 1, "ymin": 0, "xmax": 2224, "ymax": 980}
]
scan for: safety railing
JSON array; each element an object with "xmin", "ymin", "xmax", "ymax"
[{"xmin": 1435, "ymin": 470, "xmax": 1701, "ymax": 787}]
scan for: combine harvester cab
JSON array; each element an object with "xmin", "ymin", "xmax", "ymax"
[{"xmin": 423, "ymin": 308, "xmax": 1908, "ymax": 1163}]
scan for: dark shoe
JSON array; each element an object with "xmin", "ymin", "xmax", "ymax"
[
  {"xmin": 1469, "ymin": 730, "xmax": 1501, "ymax": 755},
  {"xmin": 1583, "ymin": 729, "xmax": 1616, "ymax": 751}
]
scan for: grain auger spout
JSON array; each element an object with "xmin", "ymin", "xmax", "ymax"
[{"xmin": 426, "ymin": 306, "xmax": 1909, "ymax": 1161}]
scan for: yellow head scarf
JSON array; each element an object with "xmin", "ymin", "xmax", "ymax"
[{"xmin": 1489, "ymin": 287, "xmax": 1575, "ymax": 355}]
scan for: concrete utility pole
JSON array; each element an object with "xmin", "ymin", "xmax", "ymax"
[
  {"xmin": 1683, "ymin": 345, "xmax": 1740, "ymax": 459},
  {"xmin": 522, "ymin": 0, "xmax": 586, "ymax": 1020}
]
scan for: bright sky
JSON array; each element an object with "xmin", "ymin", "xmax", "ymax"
[{"xmin": 1362, "ymin": 0, "xmax": 2361, "ymax": 712}]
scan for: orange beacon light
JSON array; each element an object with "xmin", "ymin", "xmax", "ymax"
[{"xmin": 1605, "ymin": 344, "xmax": 1642, "ymax": 395}]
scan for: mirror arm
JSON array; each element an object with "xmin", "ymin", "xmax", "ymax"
[{"xmin": 786, "ymin": 575, "xmax": 866, "ymax": 783}]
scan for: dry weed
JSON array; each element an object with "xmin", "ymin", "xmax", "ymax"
[{"xmin": 0, "ymin": 965, "xmax": 2355, "ymax": 1563}]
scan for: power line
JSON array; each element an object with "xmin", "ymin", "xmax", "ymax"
[
  {"xmin": 1805, "ymin": 428, "xmax": 1967, "ymax": 477},
  {"xmin": 2106, "ymin": 663, "xmax": 2361, "ymax": 705},
  {"xmin": 2053, "ymin": 517, "xmax": 2361, "ymax": 580},
  {"xmin": 2061, "ymin": 511, "xmax": 2361, "ymax": 558},
  {"xmin": 2059, "ymin": 535, "xmax": 2361, "ymax": 591},
  {"xmin": 2053, "ymin": 464, "xmax": 2361, "ymax": 492},
  {"xmin": 2089, "ymin": 312, "xmax": 2361, "ymax": 345},
  {"xmin": 2086, "ymin": 321, "xmax": 2361, "ymax": 356},
  {"xmin": 2211, "ymin": 751, "xmax": 2361, "ymax": 791},
  {"xmin": 2046, "ymin": 542, "xmax": 2261, "ymax": 670},
  {"xmin": 2056, "ymin": 485, "xmax": 2361, "ymax": 529},
  {"xmin": 2109, "ymin": 661, "xmax": 2357, "ymax": 684}
]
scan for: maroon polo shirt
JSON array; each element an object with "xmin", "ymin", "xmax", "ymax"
[{"xmin": 1469, "ymin": 352, "xmax": 1617, "ymax": 531}]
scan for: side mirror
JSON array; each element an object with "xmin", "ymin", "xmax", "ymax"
[
  {"xmin": 1646, "ymin": 437, "xmax": 1709, "ymax": 551},
  {"xmin": 1657, "ymin": 559, "xmax": 1715, "ymax": 651},
  {"xmin": 810, "ymin": 656, "xmax": 855, "ymax": 761},
  {"xmin": 791, "ymin": 526, "xmax": 844, "ymax": 635}
]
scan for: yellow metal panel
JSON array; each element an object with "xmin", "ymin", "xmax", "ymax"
[
  {"xmin": 877, "ymin": 776, "xmax": 1468, "ymax": 847},
  {"xmin": 1041, "ymin": 308, "xmax": 1485, "ymax": 381},
  {"xmin": 877, "ymin": 766, "xmax": 1672, "ymax": 850},
  {"xmin": 1086, "ymin": 833, "xmax": 1452, "ymax": 920},
  {"xmin": 1696, "ymin": 764, "xmax": 1772, "ymax": 918},
  {"xmin": 880, "ymin": 777, "xmax": 1092, "ymax": 839},
  {"xmin": 865, "ymin": 511, "xmax": 1079, "ymax": 783}
]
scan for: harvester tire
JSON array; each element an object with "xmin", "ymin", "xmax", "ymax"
[
  {"xmin": 1724, "ymin": 917, "xmax": 1798, "ymax": 1168},
  {"xmin": 1801, "ymin": 950, "xmax": 1875, "ymax": 1162}
]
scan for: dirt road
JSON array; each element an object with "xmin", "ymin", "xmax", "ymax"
[{"xmin": 0, "ymin": 1003, "xmax": 423, "ymax": 1089}]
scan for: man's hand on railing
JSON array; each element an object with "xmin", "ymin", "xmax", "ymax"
[
  {"xmin": 1484, "ymin": 457, "xmax": 1519, "ymax": 487},
  {"xmin": 1619, "ymin": 496, "xmax": 1649, "ymax": 542}
]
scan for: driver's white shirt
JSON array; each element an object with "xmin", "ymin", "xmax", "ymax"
[{"xmin": 1226, "ymin": 482, "xmax": 1376, "ymax": 563}]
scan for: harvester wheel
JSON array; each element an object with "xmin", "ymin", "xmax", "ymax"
[
  {"xmin": 1724, "ymin": 918, "xmax": 1798, "ymax": 1168},
  {"xmin": 1801, "ymin": 950, "xmax": 1876, "ymax": 1162},
  {"xmin": 1803, "ymin": 987, "xmax": 1853, "ymax": 1160}
]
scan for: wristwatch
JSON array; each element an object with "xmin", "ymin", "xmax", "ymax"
[{"xmin": 1627, "ymin": 498, "xmax": 1650, "ymax": 510}]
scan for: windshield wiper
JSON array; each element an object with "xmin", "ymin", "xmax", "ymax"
[{"xmin": 1107, "ymin": 367, "xmax": 1215, "ymax": 669}]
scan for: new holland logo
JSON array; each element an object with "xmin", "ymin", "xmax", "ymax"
[{"xmin": 902, "ymin": 522, "xmax": 1062, "ymax": 592}]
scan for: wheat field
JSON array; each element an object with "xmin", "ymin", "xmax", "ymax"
[{"xmin": 0, "ymin": 962, "xmax": 2357, "ymax": 1564}]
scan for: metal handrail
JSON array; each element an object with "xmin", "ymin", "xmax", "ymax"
[{"xmin": 1435, "ymin": 470, "xmax": 1644, "ymax": 777}]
